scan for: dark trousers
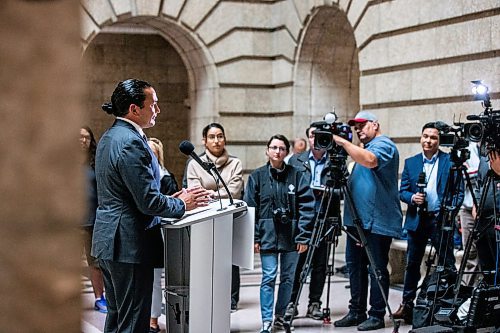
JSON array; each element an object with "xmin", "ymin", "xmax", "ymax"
[
  {"xmin": 99, "ymin": 259, "xmax": 154, "ymax": 333},
  {"xmin": 476, "ymin": 221, "xmax": 498, "ymax": 285},
  {"xmin": 231, "ymin": 264, "xmax": 240, "ymax": 306},
  {"xmin": 290, "ymin": 239, "xmax": 328, "ymax": 304},
  {"xmin": 402, "ymin": 217, "xmax": 456, "ymax": 304},
  {"xmin": 345, "ymin": 227, "xmax": 392, "ymax": 319}
]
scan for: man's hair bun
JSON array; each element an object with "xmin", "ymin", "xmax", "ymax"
[{"xmin": 102, "ymin": 102, "xmax": 114, "ymax": 114}]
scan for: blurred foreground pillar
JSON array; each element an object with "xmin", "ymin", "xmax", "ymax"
[{"xmin": 0, "ymin": 1, "xmax": 83, "ymax": 332}]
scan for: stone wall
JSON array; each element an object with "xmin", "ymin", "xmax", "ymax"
[
  {"xmin": 80, "ymin": 0, "xmax": 500, "ymax": 175},
  {"xmin": 82, "ymin": 33, "xmax": 189, "ymax": 183},
  {"xmin": 0, "ymin": 0, "xmax": 83, "ymax": 332}
]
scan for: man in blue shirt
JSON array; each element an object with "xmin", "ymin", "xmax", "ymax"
[
  {"xmin": 332, "ymin": 111, "xmax": 402, "ymax": 331},
  {"xmin": 394, "ymin": 122, "xmax": 461, "ymax": 324}
]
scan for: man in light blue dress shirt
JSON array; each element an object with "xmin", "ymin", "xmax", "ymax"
[{"xmin": 394, "ymin": 122, "xmax": 463, "ymax": 324}]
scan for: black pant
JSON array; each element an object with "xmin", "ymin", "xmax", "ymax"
[
  {"xmin": 290, "ymin": 239, "xmax": 328, "ymax": 305},
  {"xmin": 345, "ymin": 227, "xmax": 392, "ymax": 319},
  {"xmin": 99, "ymin": 259, "xmax": 154, "ymax": 333},
  {"xmin": 476, "ymin": 222, "xmax": 498, "ymax": 285},
  {"xmin": 231, "ymin": 265, "xmax": 240, "ymax": 306}
]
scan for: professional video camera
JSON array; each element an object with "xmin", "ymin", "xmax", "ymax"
[
  {"xmin": 313, "ymin": 110, "xmax": 353, "ymax": 155},
  {"xmin": 464, "ymin": 80, "xmax": 500, "ymax": 156}
]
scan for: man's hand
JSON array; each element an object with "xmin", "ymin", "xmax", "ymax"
[
  {"xmin": 254, "ymin": 243, "xmax": 260, "ymax": 253},
  {"xmin": 174, "ymin": 186, "xmax": 210, "ymax": 211},
  {"xmin": 412, "ymin": 192, "xmax": 426, "ymax": 205},
  {"xmin": 297, "ymin": 243, "xmax": 308, "ymax": 254}
]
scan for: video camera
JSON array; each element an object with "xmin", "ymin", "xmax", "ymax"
[
  {"xmin": 313, "ymin": 111, "xmax": 353, "ymax": 154},
  {"xmin": 436, "ymin": 81, "xmax": 500, "ymax": 157},
  {"xmin": 465, "ymin": 80, "xmax": 500, "ymax": 156}
]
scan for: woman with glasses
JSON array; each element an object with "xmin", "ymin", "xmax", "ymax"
[
  {"xmin": 185, "ymin": 122, "xmax": 244, "ymax": 311},
  {"xmin": 244, "ymin": 134, "xmax": 315, "ymax": 333}
]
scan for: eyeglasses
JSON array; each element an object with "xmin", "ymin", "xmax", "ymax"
[
  {"xmin": 206, "ymin": 135, "xmax": 225, "ymax": 141},
  {"xmin": 268, "ymin": 146, "xmax": 287, "ymax": 152}
]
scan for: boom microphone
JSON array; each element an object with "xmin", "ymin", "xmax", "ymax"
[
  {"xmin": 466, "ymin": 115, "xmax": 481, "ymax": 121},
  {"xmin": 178, "ymin": 140, "xmax": 212, "ymax": 172}
]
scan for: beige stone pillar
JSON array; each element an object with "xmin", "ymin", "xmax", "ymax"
[{"xmin": 0, "ymin": 1, "xmax": 83, "ymax": 332}]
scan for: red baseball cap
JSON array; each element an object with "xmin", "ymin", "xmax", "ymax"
[{"xmin": 347, "ymin": 111, "xmax": 378, "ymax": 126}]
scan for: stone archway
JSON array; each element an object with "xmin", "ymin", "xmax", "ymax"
[
  {"xmin": 81, "ymin": 16, "xmax": 219, "ymax": 182},
  {"xmin": 293, "ymin": 5, "xmax": 359, "ymax": 132}
]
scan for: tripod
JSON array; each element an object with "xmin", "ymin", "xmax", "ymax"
[
  {"xmin": 425, "ymin": 145, "xmax": 467, "ymax": 326},
  {"xmin": 452, "ymin": 170, "xmax": 500, "ymax": 307},
  {"xmin": 283, "ymin": 151, "xmax": 400, "ymax": 333}
]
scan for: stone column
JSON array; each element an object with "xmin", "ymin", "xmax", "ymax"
[{"xmin": 0, "ymin": 1, "xmax": 83, "ymax": 332}]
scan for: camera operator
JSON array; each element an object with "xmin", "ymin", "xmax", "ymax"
[
  {"xmin": 394, "ymin": 122, "xmax": 463, "ymax": 323},
  {"xmin": 286, "ymin": 122, "xmax": 341, "ymax": 320},
  {"xmin": 473, "ymin": 150, "xmax": 500, "ymax": 286},
  {"xmin": 332, "ymin": 111, "xmax": 402, "ymax": 331},
  {"xmin": 244, "ymin": 134, "xmax": 315, "ymax": 333}
]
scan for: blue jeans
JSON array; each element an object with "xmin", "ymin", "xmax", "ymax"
[
  {"xmin": 402, "ymin": 217, "xmax": 456, "ymax": 304},
  {"xmin": 345, "ymin": 227, "xmax": 392, "ymax": 319},
  {"xmin": 260, "ymin": 251, "xmax": 299, "ymax": 322}
]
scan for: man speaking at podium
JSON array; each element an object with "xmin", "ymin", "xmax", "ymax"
[{"xmin": 92, "ymin": 79, "xmax": 209, "ymax": 333}]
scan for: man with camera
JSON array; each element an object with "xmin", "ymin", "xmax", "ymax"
[
  {"xmin": 394, "ymin": 122, "xmax": 462, "ymax": 323},
  {"xmin": 332, "ymin": 111, "xmax": 402, "ymax": 331},
  {"xmin": 286, "ymin": 122, "xmax": 340, "ymax": 320}
]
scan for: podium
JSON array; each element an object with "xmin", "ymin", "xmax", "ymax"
[{"xmin": 161, "ymin": 199, "xmax": 254, "ymax": 333}]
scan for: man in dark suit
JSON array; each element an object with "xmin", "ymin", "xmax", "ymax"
[
  {"xmin": 394, "ymin": 122, "xmax": 463, "ymax": 323},
  {"xmin": 92, "ymin": 79, "xmax": 209, "ymax": 333}
]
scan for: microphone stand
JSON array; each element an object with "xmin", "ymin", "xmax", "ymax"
[{"xmin": 204, "ymin": 161, "xmax": 235, "ymax": 210}]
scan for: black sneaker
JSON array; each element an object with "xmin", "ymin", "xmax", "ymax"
[
  {"xmin": 357, "ymin": 316, "xmax": 385, "ymax": 331},
  {"xmin": 334, "ymin": 312, "xmax": 367, "ymax": 327},
  {"xmin": 274, "ymin": 316, "xmax": 294, "ymax": 331},
  {"xmin": 306, "ymin": 302, "xmax": 323, "ymax": 320},
  {"xmin": 285, "ymin": 302, "xmax": 298, "ymax": 318},
  {"xmin": 231, "ymin": 303, "xmax": 237, "ymax": 313}
]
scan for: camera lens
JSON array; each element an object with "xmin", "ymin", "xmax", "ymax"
[
  {"xmin": 466, "ymin": 123, "xmax": 483, "ymax": 142},
  {"xmin": 316, "ymin": 135, "xmax": 331, "ymax": 148}
]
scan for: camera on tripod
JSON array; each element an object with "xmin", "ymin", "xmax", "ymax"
[
  {"xmin": 273, "ymin": 207, "xmax": 291, "ymax": 224},
  {"xmin": 313, "ymin": 111, "xmax": 353, "ymax": 154},
  {"xmin": 464, "ymin": 80, "xmax": 500, "ymax": 156}
]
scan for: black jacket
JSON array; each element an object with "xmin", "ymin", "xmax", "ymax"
[{"xmin": 244, "ymin": 163, "xmax": 315, "ymax": 252}]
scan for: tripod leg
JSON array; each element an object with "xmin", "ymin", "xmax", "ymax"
[{"xmin": 322, "ymin": 228, "xmax": 338, "ymax": 324}]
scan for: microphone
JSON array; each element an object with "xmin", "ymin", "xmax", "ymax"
[
  {"xmin": 416, "ymin": 172, "xmax": 428, "ymax": 216},
  {"xmin": 178, "ymin": 140, "xmax": 235, "ymax": 207},
  {"xmin": 179, "ymin": 140, "xmax": 212, "ymax": 172}
]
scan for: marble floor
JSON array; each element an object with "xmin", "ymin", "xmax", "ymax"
[{"xmin": 81, "ymin": 256, "xmax": 412, "ymax": 333}]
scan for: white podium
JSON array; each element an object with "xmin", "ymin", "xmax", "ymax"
[{"xmin": 161, "ymin": 199, "xmax": 254, "ymax": 333}]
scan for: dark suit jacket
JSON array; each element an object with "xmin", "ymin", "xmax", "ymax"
[
  {"xmin": 399, "ymin": 150, "xmax": 463, "ymax": 232},
  {"xmin": 92, "ymin": 119, "xmax": 185, "ymax": 267}
]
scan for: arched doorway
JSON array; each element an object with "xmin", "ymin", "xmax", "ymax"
[
  {"xmin": 81, "ymin": 18, "xmax": 218, "ymax": 184},
  {"xmin": 294, "ymin": 5, "xmax": 359, "ymax": 132}
]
